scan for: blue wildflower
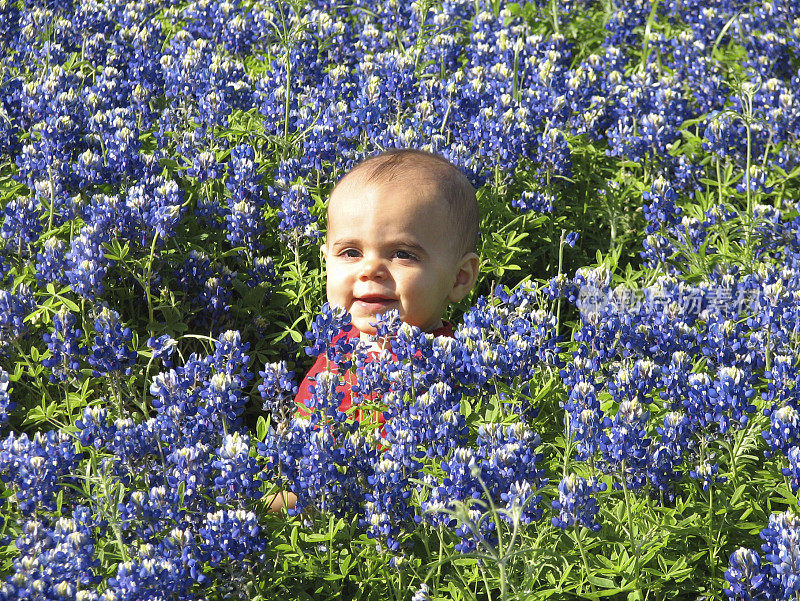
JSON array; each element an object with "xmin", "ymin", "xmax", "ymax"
[
  {"xmin": 87, "ymin": 307, "xmax": 136, "ymax": 377},
  {"xmin": 551, "ymin": 473, "xmax": 605, "ymax": 532}
]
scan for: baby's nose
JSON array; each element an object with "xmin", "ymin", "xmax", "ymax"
[{"xmin": 359, "ymin": 256, "xmax": 388, "ymax": 280}]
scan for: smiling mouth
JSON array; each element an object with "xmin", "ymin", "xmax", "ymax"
[{"xmin": 353, "ymin": 296, "xmax": 397, "ymax": 311}]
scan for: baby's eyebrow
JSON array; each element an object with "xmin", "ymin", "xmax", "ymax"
[{"xmin": 330, "ymin": 238, "xmax": 361, "ymax": 251}]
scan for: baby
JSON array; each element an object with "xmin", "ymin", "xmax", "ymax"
[{"xmin": 270, "ymin": 148, "xmax": 479, "ymax": 511}]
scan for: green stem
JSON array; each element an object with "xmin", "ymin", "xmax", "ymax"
[
  {"xmin": 562, "ymin": 412, "xmax": 573, "ymax": 478},
  {"xmin": 436, "ymin": 525, "xmax": 445, "ymax": 583},
  {"xmin": 575, "ymin": 527, "xmax": 596, "ymax": 595},
  {"xmin": 47, "ymin": 164, "xmax": 55, "ymax": 232},
  {"xmin": 111, "ymin": 375, "xmax": 124, "ymax": 417},
  {"xmin": 555, "ymin": 229, "xmax": 566, "ymax": 337},
  {"xmin": 742, "ymin": 86, "xmax": 754, "ymax": 266},
  {"xmin": 498, "ymin": 560, "xmax": 508, "ymax": 601},
  {"xmin": 144, "ymin": 232, "xmax": 159, "ymax": 332},
  {"xmin": 707, "ymin": 483, "xmax": 716, "ymax": 573},
  {"xmin": 479, "ymin": 564, "xmax": 494, "ymax": 601},
  {"xmin": 98, "ymin": 456, "xmax": 129, "ymax": 562},
  {"xmin": 620, "ymin": 465, "xmax": 642, "ymax": 597},
  {"xmin": 550, "ymin": 0, "xmax": 560, "ymax": 34}
]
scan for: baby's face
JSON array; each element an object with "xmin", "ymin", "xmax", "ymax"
[{"xmin": 324, "ymin": 175, "xmax": 472, "ymax": 335}]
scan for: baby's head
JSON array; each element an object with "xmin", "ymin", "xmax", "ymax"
[{"xmin": 323, "ymin": 148, "xmax": 480, "ymax": 336}]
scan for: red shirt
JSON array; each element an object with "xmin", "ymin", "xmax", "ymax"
[{"xmin": 294, "ymin": 322, "xmax": 455, "ymax": 420}]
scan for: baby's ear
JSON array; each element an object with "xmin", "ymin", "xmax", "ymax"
[
  {"xmin": 448, "ymin": 252, "xmax": 479, "ymax": 303},
  {"xmin": 320, "ymin": 243, "xmax": 328, "ymax": 260}
]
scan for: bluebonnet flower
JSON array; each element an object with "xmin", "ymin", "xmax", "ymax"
[
  {"xmin": 1, "ymin": 197, "xmax": 42, "ymax": 255},
  {"xmin": 117, "ymin": 484, "xmax": 185, "ymax": 542},
  {"xmin": 175, "ymin": 249, "xmax": 214, "ymax": 292},
  {"xmin": 212, "ymin": 432, "xmax": 262, "ymax": 504},
  {"xmin": 724, "ymin": 547, "xmax": 767, "ymax": 601},
  {"xmin": 689, "ymin": 461, "xmax": 725, "ymax": 492},
  {"xmin": 602, "ymin": 399, "xmax": 651, "ymax": 489},
  {"xmin": 422, "ymin": 422, "xmax": 546, "ymax": 551},
  {"xmin": 82, "ymin": 106, "xmax": 143, "ymax": 185},
  {"xmin": 783, "ymin": 447, "xmax": 800, "ymax": 494},
  {"xmin": 0, "ymin": 288, "xmax": 33, "ymax": 348},
  {"xmin": 276, "ymin": 181, "xmax": 320, "ymax": 244},
  {"xmin": 199, "ymin": 372, "xmax": 244, "ymax": 436},
  {"xmin": 175, "ymin": 252, "xmax": 237, "ymax": 329},
  {"xmin": 226, "ymin": 200, "xmax": 263, "ymax": 253},
  {"xmin": 87, "ymin": 306, "xmax": 136, "ymax": 377},
  {"xmin": 543, "ymin": 273, "xmax": 580, "ymax": 303},
  {"xmin": 187, "ymin": 149, "xmax": 224, "ymax": 183},
  {"xmin": 411, "ymin": 583, "xmax": 430, "ymax": 601},
  {"xmin": 225, "ymin": 145, "xmax": 264, "ymax": 254},
  {"xmin": 551, "ymin": 474, "xmax": 605, "ymax": 532},
  {"xmin": 126, "ymin": 176, "xmax": 186, "ymax": 244},
  {"xmin": 536, "ymin": 126, "xmax": 573, "ymax": 182},
  {"xmin": 259, "ymin": 360, "xmax": 297, "ymax": 421},
  {"xmin": 641, "ymin": 232, "xmax": 679, "ymax": 270},
  {"xmin": 226, "ymin": 143, "xmax": 262, "ymax": 205},
  {"xmin": 34, "ymin": 237, "xmax": 67, "ymax": 286},
  {"xmin": 364, "ymin": 448, "xmax": 417, "ymax": 552},
  {"xmin": 477, "ymin": 423, "xmax": 546, "ymax": 523},
  {"xmin": 765, "ymin": 403, "xmax": 800, "ymax": 460},
  {"xmin": 0, "ymin": 368, "xmax": 13, "ymax": 429},
  {"xmin": 42, "ymin": 308, "xmax": 86, "ymax": 382},
  {"xmin": 304, "ymin": 302, "xmax": 353, "ymax": 364},
  {"xmin": 147, "ymin": 334, "xmax": 177, "ymax": 368},
  {"xmin": 565, "ymin": 231, "xmax": 580, "ymax": 248},
  {"xmin": 64, "ymin": 225, "xmax": 112, "ymax": 300},
  {"xmin": 512, "ymin": 190, "xmax": 554, "ymax": 213},
  {"xmin": 711, "ymin": 366, "xmax": 757, "ymax": 434},
  {"xmin": 657, "ymin": 411, "xmax": 693, "ymax": 459},
  {"xmin": 272, "ymin": 415, "xmax": 370, "ymax": 516},
  {"xmin": 759, "ymin": 511, "xmax": 800, "ymax": 598},
  {"xmin": 563, "ymin": 380, "xmax": 609, "ymax": 461},
  {"xmin": 211, "ymin": 330, "xmax": 252, "ymax": 390},
  {"xmin": 166, "ymin": 441, "xmax": 212, "ymax": 501},
  {"xmin": 105, "ymin": 547, "xmax": 193, "ymax": 600},
  {"xmin": 643, "ymin": 177, "xmax": 682, "ymax": 236},
  {"xmin": 247, "ymin": 255, "xmax": 277, "ymax": 289}
]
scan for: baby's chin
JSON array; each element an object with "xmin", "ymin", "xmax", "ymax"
[{"xmin": 349, "ymin": 315, "xmax": 380, "ymax": 335}]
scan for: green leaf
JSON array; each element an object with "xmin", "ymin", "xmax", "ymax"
[
  {"xmin": 61, "ymin": 296, "xmax": 80, "ymax": 312},
  {"xmin": 587, "ymin": 575, "xmax": 617, "ymax": 589},
  {"xmin": 256, "ymin": 416, "xmax": 268, "ymax": 442}
]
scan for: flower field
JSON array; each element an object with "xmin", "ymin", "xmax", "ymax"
[{"xmin": 1, "ymin": 0, "xmax": 800, "ymax": 599}]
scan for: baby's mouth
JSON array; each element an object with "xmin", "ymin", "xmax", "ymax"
[{"xmin": 353, "ymin": 295, "xmax": 397, "ymax": 312}]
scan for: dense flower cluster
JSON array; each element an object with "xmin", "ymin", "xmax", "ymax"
[
  {"xmin": 263, "ymin": 292, "xmax": 558, "ymax": 553},
  {"xmin": 58, "ymin": 331, "xmax": 267, "ymax": 596}
]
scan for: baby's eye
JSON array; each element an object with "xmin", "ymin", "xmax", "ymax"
[
  {"xmin": 394, "ymin": 250, "xmax": 418, "ymax": 261},
  {"xmin": 339, "ymin": 248, "xmax": 361, "ymax": 258}
]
